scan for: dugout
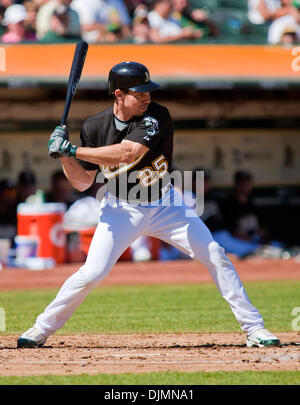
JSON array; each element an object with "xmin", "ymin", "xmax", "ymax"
[{"xmin": 0, "ymin": 44, "xmax": 299, "ymax": 246}]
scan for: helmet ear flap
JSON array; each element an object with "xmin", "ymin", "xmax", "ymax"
[{"xmin": 108, "ymin": 72, "xmax": 116, "ymax": 95}]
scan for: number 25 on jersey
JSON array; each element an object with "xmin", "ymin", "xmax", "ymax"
[{"xmin": 137, "ymin": 155, "xmax": 168, "ymax": 188}]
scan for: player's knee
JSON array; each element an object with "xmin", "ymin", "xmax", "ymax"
[
  {"xmin": 78, "ymin": 265, "xmax": 107, "ymax": 288},
  {"xmin": 208, "ymin": 241, "xmax": 230, "ymax": 267},
  {"xmin": 208, "ymin": 241, "xmax": 225, "ymax": 255}
]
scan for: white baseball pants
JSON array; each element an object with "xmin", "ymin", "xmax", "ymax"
[{"xmin": 35, "ymin": 188, "xmax": 264, "ymax": 336}]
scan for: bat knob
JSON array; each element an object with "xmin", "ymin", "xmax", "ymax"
[{"xmin": 49, "ymin": 152, "xmax": 60, "ymax": 159}]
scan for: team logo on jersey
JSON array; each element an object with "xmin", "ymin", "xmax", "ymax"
[{"xmin": 143, "ymin": 116, "xmax": 158, "ymax": 141}]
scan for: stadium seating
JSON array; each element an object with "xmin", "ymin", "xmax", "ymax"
[
  {"xmin": 190, "ymin": 0, "xmax": 220, "ymax": 12},
  {"xmin": 190, "ymin": 0, "xmax": 248, "ymax": 11},
  {"xmin": 218, "ymin": 0, "xmax": 248, "ymax": 10},
  {"xmin": 0, "ymin": 0, "xmax": 270, "ymax": 45},
  {"xmin": 189, "ymin": 0, "xmax": 268, "ymax": 44}
]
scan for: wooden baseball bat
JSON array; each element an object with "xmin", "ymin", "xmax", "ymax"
[{"xmin": 50, "ymin": 40, "xmax": 89, "ymax": 158}]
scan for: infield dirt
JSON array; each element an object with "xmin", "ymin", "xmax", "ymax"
[{"xmin": 1, "ymin": 332, "xmax": 300, "ymax": 376}]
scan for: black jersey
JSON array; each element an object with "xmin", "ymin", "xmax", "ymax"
[{"xmin": 78, "ymin": 102, "xmax": 174, "ymax": 203}]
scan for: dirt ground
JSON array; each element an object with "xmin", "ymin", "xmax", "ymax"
[
  {"xmin": 1, "ymin": 256, "xmax": 300, "ymax": 291},
  {"xmin": 1, "ymin": 258, "xmax": 300, "ymax": 376},
  {"xmin": 1, "ymin": 333, "xmax": 300, "ymax": 376}
]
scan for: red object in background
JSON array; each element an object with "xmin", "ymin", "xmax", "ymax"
[
  {"xmin": 17, "ymin": 203, "xmax": 66, "ymax": 264},
  {"xmin": 78, "ymin": 228, "xmax": 132, "ymax": 261},
  {"xmin": 148, "ymin": 237, "xmax": 160, "ymax": 260},
  {"xmin": 78, "ymin": 228, "xmax": 160, "ymax": 261}
]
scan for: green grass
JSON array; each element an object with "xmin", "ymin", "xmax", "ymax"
[
  {"xmin": 0, "ymin": 371, "xmax": 300, "ymax": 385},
  {"xmin": 1, "ymin": 280, "xmax": 299, "ymax": 385},
  {"xmin": 1, "ymin": 280, "xmax": 299, "ymax": 334},
  {"xmin": 0, "ymin": 280, "xmax": 299, "ymax": 334}
]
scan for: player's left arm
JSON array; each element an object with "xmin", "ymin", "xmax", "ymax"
[{"xmin": 75, "ymin": 140, "xmax": 149, "ymax": 166}]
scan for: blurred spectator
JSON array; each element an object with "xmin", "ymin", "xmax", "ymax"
[
  {"xmin": 268, "ymin": 15, "xmax": 299, "ymax": 43},
  {"xmin": 72, "ymin": 0, "xmax": 131, "ymax": 43},
  {"xmin": 211, "ymin": 170, "xmax": 281, "ymax": 258},
  {"xmin": 36, "ymin": 0, "xmax": 81, "ymax": 40},
  {"xmin": 41, "ymin": 3, "xmax": 82, "ymax": 41},
  {"xmin": 248, "ymin": 0, "xmax": 293, "ymax": 24},
  {"xmin": 267, "ymin": 1, "xmax": 300, "ymax": 44},
  {"xmin": 0, "ymin": 179, "xmax": 17, "ymax": 239},
  {"xmin": 1, "ymin": 4, "xmax": 36, "ymax": 42},
  {"xmin": 171, "ymin": 0, "xmax": 218, "ymax": 38},
  {"xmin": 69, "ymin": 0, "xmax": 106, "ymax": 42},
  {"xmin": 196, "ymin": 168, "xmax": 223, "ymax": 232},
  {"xmin": 103, "ymin": 0, "xmax": 131, "ymax": 42},
  {"xmin": 44, "ymin": 169, "xmax": 75, "ymax": 208},
  {"xmin": 181, "ymin": 168, "xmax": 223, "ymax": 232},
  {"xmin": 132, "ymin": 4, "xmax": 152, "ymax": 43},
  {"xmin": 23, "ymin": 1, "xmax": 39, "ymax": 36},
  {"xmin": 147, "ymin": 0, "xmax": 202, "ymax": 42},
  {"xmin": 123, "ymin": 0, "xmax": 147, "ymax": 17},
  {"xmin": 162, "ymin": 167, "xmax": 222, "ymax": 261},
  {"xmin": 15, "ymin": 170, "xmax": 37, "ymax": 205},
  {"xmin": 220, "ymin": 170, "xmax": 267, "ymax": 242}
]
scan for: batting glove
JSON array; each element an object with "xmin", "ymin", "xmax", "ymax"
[
  {"xmin": 48, "ymin": 128, "xmax": 77, "ymax": 159},
  {"xmin": 52, "ymin": 125, "xmax": 69, "ymax": 139}
]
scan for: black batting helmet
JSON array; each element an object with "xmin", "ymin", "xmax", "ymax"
[{"xmin": 108, "ymin": 61, "xmax": 159, "ymax": 95}]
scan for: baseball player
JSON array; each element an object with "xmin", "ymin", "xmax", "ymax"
[{"xmin": 18, "ymin": 62, "xmax": 279, "ymax": 348}]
